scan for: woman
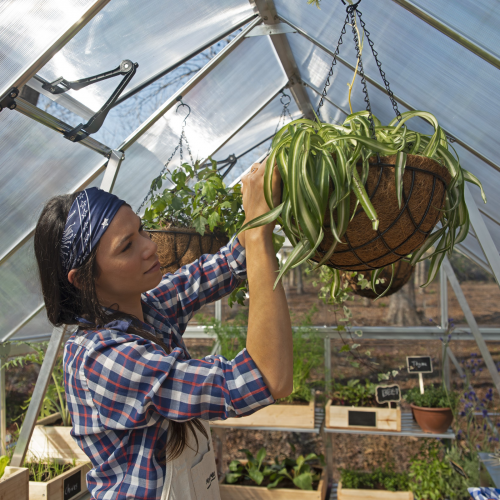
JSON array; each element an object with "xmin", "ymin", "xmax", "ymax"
[{"xmin": 34, "ymin": 158, "xmax": 293, "ymax": 500}]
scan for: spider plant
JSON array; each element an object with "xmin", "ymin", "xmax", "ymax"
[{"xmin": 238, "ymin": 110, "xmax": 485, "ymax": 295}]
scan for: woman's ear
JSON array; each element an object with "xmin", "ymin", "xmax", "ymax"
[{"xmin": 68, "ymin": 269, "xmax": 80, "ymax": 289}]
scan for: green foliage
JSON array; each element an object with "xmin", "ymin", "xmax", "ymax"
[
  {"xmin": 405, "ymin": 384, "xmax": 458, "ymax": 410},
  {"xmin": 197, "ymin": 308, "xmax": 323, "ymax": 403},
  {"xmin": 142, "ymin": 159, "xmax": 244, "ymax": 238},
  {"xmin": 331, "ymin": 378, "xmax": 377, "ymax": 407},
  {"xmin": 408, "ymin": 441, "xmax": 454, "ymax": 500},
  {"xmin": 340, "ymin": 465, "xmax": 409, "ymax": 492},
  {"xmin": 444, "ymin": 444, "xmax": 482, "ymax": 500},
  {"xmin": 225, "ymin": 447, "xmax": 323, "ymax": 490},
  {"xmin": 5, "ymin": 342, "xmax": 71, "ymax": 426},
  {"xmin": 0, "ymin": 456, "xmax": 9, "ymax": 480},
  {"xmin": 23, "ymin": 456, "xmax": 76, "ymax": 482},
  {"xmin": 239, "ymin": 111, "xmax": 485, "ymax": 298}
]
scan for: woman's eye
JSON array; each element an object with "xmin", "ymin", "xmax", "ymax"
[{"xmin": 122, "ymin": 242, "xmax": 132, "ymax": 252}]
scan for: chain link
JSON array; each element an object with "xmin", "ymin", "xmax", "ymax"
[
  {"xmin": 274, "ymin": 90, "xmax": 293, "ymax": 137},
  {"xmin": 136, "ymin": 115, "xmax": 194, "ymax": 214}
]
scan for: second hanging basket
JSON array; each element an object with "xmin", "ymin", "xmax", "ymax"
[
  {"xmin": 313, "ymin": 154, "xmax": 451, "ymax": 272},
  {"xmin": 345, "ymin": 259, "xmax": 415, "ymax": 300},
  {"xmin": 148, "ymin": 227, "xmax": 229, "ymax": 274}
]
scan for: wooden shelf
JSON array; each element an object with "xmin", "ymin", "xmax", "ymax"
[
  {"xmin": 210, "ymin": 408, "xmax": 325, "ymax": 434},
  {"xmin": 324, "ymin": 411, "xmax": 455, "ymax": 439}
]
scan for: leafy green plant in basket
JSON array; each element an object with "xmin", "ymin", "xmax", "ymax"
[
  {"xmin": 404, "ymin": 384, "xmax": 458, "ymax": 411},
  {"xmin": 142, "ymin": 159, "xmax": 244, "ymax": 237},
  {"xmin": 237, "ymin": 110, "xmax": 486, "ymax": 299},
  {"xmin": 225, "ymin": 447, "xmax": 323, "ymax": 490}
]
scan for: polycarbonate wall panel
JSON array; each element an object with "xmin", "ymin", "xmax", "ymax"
[
  {"xmin": 11, "ymin": 308, "xmax": 53, "ymax": 340},
  {"xmin": 0, "ymin": 238, "xmax": 43, "ymax": 339},
  {"xmin": 0, "ymin": 111, "xmax": 103, "ymax": 256},
  {"xmin": 0, "ymin": 0, "xmax": 104, "ymax": 99},
  {"xmin": 215, "ymin": 94, "xmax": 301, "ymax": 185},
  {"xmin": 276, "ymin": 1, "xmax": 500, "ymax": 168},
  {"xmin": 407, "ymin": 0, "xmax": 500, "ymax": 60},
  {"xmin": 39, "ymin": 0, "xmax": 254, "ymax": 111},
  {"xmin": 113, "ymin": 36, "xmax": 288, "ymax": 210}
]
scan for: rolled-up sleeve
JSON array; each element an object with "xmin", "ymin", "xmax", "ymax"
[
  {"xmin": 143, "ymin": 236, "xmax": 246, "ymax": 334},
  {"xmin": 83, "ymin": 334, "xmax": 273, "ymax": 429}
]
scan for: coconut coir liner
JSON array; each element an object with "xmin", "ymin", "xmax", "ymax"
[
  {"xmin": 345, "ymin": 258, "xmax": 414, "ymax": 300},
  {"xmin": 149, "ymin": 227, "xmax": 229, "ymax": 274},
  {"xmin": 313, "ymin": 154, "xmax": 451, "ymax": 271}
]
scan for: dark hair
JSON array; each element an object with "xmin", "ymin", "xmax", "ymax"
[{"xmin": 34, "ymin": 192, "xmax": 207, "ymax": 462}]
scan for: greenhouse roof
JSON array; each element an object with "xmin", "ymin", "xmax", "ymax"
[{"xmin": 1, "ymin": 0, "xmax": 500, "ymax": 342}]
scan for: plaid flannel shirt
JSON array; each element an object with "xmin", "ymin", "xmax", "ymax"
[{"xmin": 63, "ymin": 237, "xmax": 274, "ymax": 500}]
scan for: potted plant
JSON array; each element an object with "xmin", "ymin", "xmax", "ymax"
[
  {"xmin": 0, "ymin": 456, "xmax": 29, "ymax": 500},
  {"xmin": 220, "ymin": 447, "xmax": 327, "ymax": 499},
  {"xmin": 206, "ymin": 310, "xmax": 323, "ymax": 429},
  {"xmin": 404, "ymin": 384, "xmax": 457, "ymax": 434},
  {"xmin": 337, "ymin": 466, "xmax": 413, "ymax": 499},
  {"xmin": 142, "ymin": 160, "xmax": 244, "ymax": 273},
  {"xmin": 25, "ymin": 456, "xmax": 91, "ymax": 500},
  {"xmin": 325, "ymin": 379, "xmax": 401, "ymax": 432},
  {"xmin": 6, "ymin": 343, "xmax": 88, "ymax": 461},
  {"xmin": 238, "ymin": 110, "xmax": 485, "ymax": 296}
]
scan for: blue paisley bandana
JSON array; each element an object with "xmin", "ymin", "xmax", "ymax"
[{"xmin": 60, "ymin": 187, "xmax": 125, "ymax": 275}]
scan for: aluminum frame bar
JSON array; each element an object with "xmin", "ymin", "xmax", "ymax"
[
  {"xmin": 10, "ymin": 326, "xmax": 67, "ymax": 466},
  {"xmin": 250, "ymin": 1, "xmax": 314, "ymax": 120},
  {"xmin": 456, "ymin": 243, "xmax": 492, "ymax": 275},
  {"xmin": 390, "ymin": 0, "xmax": 500, "ymax": 71},
  {"xmin": 278, "ymin": 15, "xmax": 500, "ymax": 176},
  {"xmin": 0, "ymin": 0, "xmax": 111, "ymax": 102},
  {"xmin": 14, "ymin": 98, "xmax": 112, "ymax": 156},
  {"xmin": 440, "ymin": 266, "xmax": 448, "ymax": 331},
  {"xmin": 442, "ymin": 256, "xmax": 500, "ymax": 398},
  {"xmin": 0, "ymin": 343, "xmax": 9, "ymax": 455},
  {"xmin": 100, "ymin": 150, "xmax": 125, "ymax": 193},
  {"xmin": 465, "ymin": 183, "xmax": 500, "ymax": 287}
]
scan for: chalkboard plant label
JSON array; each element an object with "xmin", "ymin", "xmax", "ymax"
[
  {"xmin": 28, "ymin": 459, "xmax": 91, "ymax": 500},
  {"xmin": 325, "ymin": 379, "xmax": 401, "ymax": 432},
  {"xmin": 376, "ymin": 385, "xmax": 401, "ymax": 405},
  {"xmin": 406, "ymin": 356, "xmax": 433, "ymax": 373}
]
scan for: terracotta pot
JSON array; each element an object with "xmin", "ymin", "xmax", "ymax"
[
  {"xmin": 410, "ymin": 404, "xmax": 453, "ymax": 434},
  {"xmin": 313, "ymin": 155, "xmax": 451, "ymax": 271}
]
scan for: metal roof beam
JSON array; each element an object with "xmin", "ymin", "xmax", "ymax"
[
  {"xmin": 249, "ymin": 1, "xmax": 315, "ymax": 120},
  {"xmin": 391, "ymin": 0, "xmax": 500, "ymax": 72},
  {"xmin": 278, "ymin": 15, "xmax": 500, "ymax": 177}
]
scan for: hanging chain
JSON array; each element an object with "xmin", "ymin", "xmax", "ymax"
[
  {"xmin": 274, "ymin": 89, "xmax": 293, "ymax": 137},
  {"xmin": 136, "ymin": 98, "xmax": 193, "ymax": 214},
  {"xmin": 317, "ymin": 0, "xmax": 403, "ymax": 128},
  {"xmin": 356, "ymin": 8, "xmax": 402, "ymax": 122},
  {"xmin": 348, "ymin": 5, "xmax": 376, "ymax": 139},
  {"xmin": 316, "ymin": 11, "xmax": 350, "ymax": 117}
]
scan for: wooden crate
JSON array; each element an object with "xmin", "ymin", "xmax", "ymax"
[
  {"xmin": 211, "ymin": 393, "xmax": 315, "ymax": 429},
  {"xmin": 28, "ymin": 413, "xmax": 89, "ymax": 461},
  {"xmin": 325, "ymin": 400, "xmax": 401, "ymax": 432},
  {"xmin": 0, "ymin": 467, "xmax": 29, "ymax": 500},
  {"xmin": 220, "ymin": 468, "xmax": 327, "ymax": 500},
  {"xmin": 337, "ymin": 481, "xmax": 413, "ymax": 499},
  {"xmin": 29, "ymin": 459, "xmax": 91, "ymax": 500}
]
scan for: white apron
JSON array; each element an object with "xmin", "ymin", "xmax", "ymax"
[{"xmin": 160, "ymin": 421, "xmax": 221, "ymax": 500}]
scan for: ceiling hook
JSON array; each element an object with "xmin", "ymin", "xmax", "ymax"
[{"xmin": 175, "ymin": 95, "xmax": 191, "ymax": 122}]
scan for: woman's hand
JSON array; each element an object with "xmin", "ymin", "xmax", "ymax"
[{"xmin": 238, "ymin": 157, "xmax": 281, "ymax": 247}]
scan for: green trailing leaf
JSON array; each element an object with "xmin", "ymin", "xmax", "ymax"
[
  {"xmin": 394, "ymin": 151, "xmax": 407, "ymax": 209},
  {"xmin": 0, "ymin": 456, "xmax": 9, "ymax": 480}
]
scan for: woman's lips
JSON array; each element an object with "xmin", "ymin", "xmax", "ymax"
[{"xmin": 145, "ymin": 260, "xmax": 160, "ymax": 274}]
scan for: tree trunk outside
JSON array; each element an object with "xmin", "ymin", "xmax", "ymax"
[{"xmin": 385, "ymin": 273, "xmax": 421, "ymax": 325}]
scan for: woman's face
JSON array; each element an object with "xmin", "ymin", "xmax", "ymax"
[{"xmin": 93, "ymin": 205, "xmax": 162, "ymax": 305}]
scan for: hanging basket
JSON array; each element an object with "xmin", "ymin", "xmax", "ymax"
[
  {"xmin": 148, "ymin": 227, "xmax": 229, "ymax": 274},
  {"xmin": 345, "ymin": 259, "xmax": 415, "ymax": 299},
  {"xmin": 313, "ymin": 154, "xmax": 451, "ymax": 271}
]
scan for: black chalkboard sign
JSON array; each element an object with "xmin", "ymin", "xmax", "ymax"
[
  {"xmin": 63, "ymin": 470, "xmax": 81, "ymax": 500},
  {"xmin": 348, "ymin": 410, "xmax": 376, "ymax": 427},
  {"xmin": 375, "ymin": 384, "xmax": 401, "ymax": 404},
  {"xmin": 406, "ymin": 356, "xmax": 433, "ymax": 373}
]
